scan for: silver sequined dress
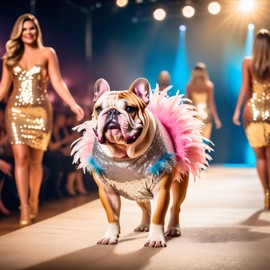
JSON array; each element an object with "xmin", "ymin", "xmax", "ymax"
[
  {"xmin": 5, "ymin": 65, "xmax": 53, "ymax": 150},
  {"xmin": 91, "ymin": 119, "xmax": 175, "ymax": 202}
]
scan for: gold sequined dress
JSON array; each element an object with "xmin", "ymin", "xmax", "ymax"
[
  {"xmin": 5, "ymin": 65, "xmax": 52, "ymax": 150},
  {"xmin": 243, "ymin": 80, "xmax": 270, "ymax": 147},
  {"xmin": 190, "ymin": 91, "xmax": 212, "ymax": 139}
]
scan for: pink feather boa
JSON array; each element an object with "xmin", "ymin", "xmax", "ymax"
[
  {"xmin": 71, "ymin": 120, "xmax": 96, "ymax": 173},
  {"xmin": 148, "ymin": 85, "xmax": 212, "ymax": 180},
  {"xmin": 71, "ymin": 85, "xmax": 212, "ymax": 179}
]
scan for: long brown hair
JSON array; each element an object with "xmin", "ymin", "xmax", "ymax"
[
  {"xmin": 252, "ymin": 29, "xmax": 270, "ymax": 80},
  {"xmin": 2, "ymin": 13, "xmax": 43, "ymax": 67}
]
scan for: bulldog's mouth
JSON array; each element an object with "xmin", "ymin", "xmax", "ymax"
[
  {"xmin": 94, "ymin": 112, "xmax": 143, "ymax": 145},
  {"xmin": 105, "ymin": 122, "xmax": 120, "ymax": 130}
]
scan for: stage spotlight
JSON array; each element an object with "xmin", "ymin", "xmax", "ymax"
[
  {"xmin": 182, "ymin": 2, "xmax": 195, "ymax": 18},
  {"xmin": 248, "ymin": 23, "xmax": 255, "ymax": 30},
  {"xmin": 172, "ymin": 22, "xmax": 189, "ymax": 96},
  {"xmin": 179, "ymin": 25, "xmax": 187, "ymax": 32},
  {"xmin": 153, "ymin": 8, "xmax": 166, "ymax": 21},
  {"xmin": 208, "ymin": 1, "xmax": 221, "ymax": 15},
  {"xmin": 239, "ymin": 0, "xmax": 255, "ymax": 12},
  {"xmin": 116, "ymin": 0, "xmax": 128, "ymax": 8},
  {"xmin": 245, "ymin": 23, "xmax": 255, "ymax": 57}
]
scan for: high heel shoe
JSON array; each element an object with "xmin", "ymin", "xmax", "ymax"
[
  {"xmin": 264, "ymin": 190, "xmax": 270, "ymax": 210},
  {"xmin": 29, "ymin": 200, "xmax": 39, "ymax": 220},
  {"xmin": 19, "ymin": 205, "xmax": 31, "ymax": 226}
]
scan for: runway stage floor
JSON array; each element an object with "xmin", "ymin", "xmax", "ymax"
[{"xmin": 0, "ymin": 166, "xmax": 270, "ymax": 270}]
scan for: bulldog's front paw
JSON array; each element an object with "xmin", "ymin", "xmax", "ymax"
[
  {"xmin": 97, "ymin": 222, "xmax": 120, "ymax": 245},
  {"xmin": 144, "ymin": 224, "xmax": 166, "ymax": 248}
]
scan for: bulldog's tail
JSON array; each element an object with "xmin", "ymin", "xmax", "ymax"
[{"xmin": 148, "ymin": 85, "xmax": 212, "ymax": 181}]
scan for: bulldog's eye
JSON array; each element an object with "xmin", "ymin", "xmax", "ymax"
[
  {"xmin": 126, "ymin": 106, "xmax": 136, "ymax": 114},
  {"xmin": 96, "ymin": 106, "xmax": 102, "ymax": 115}
]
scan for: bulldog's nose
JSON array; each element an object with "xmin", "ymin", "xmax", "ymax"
[{"xmin": 108, "ymin": 109, "xmax": 119, "ymax": 116}]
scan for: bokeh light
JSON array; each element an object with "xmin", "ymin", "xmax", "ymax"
[
  {"xmin": 208, "ymin": 1, "xmax": 221, "ymax": 15},
  {"xmin": 153, "ymin": 8, "xmax": 166, "ymax": 21},
  {"xmin": 182, "ymin": 5, "xmax": 195, "ymax": 18},
  {"xmin": 116, "ymin": 0, "xmax": 128, "ymax": 8}
]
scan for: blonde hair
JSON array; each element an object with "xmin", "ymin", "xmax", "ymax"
[
  {"xmin": 2, "ymin": 13, "xmax": 43, "ymax": 67},
  {"xmin": 252, "ymin": 29, "xmax": 270, "ymax": 80},
  {"xmin": 189, "ymin": 62, "xmax": 210, "ymax": 86}
]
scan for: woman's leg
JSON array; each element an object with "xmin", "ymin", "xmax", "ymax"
[
  {"xmin": 65, "ymin": 172, "xmax": 77, "ymax": 196},
  {"xmin": 253, "ymin": 147, "xmax": 268, "ymax": 191},
  {"xmin": 253, "ymin": 147, "xmax": 270, "ymax": 209},
  {"xmin": 61, "ymin": 155, "xmax": 77, "ymax": 196},
  {"xmin": 0, "ymin": 178, "xmax": 11, "ymax": 215},
  {"xmin": 11, "ymin": 144, "xmax": 30, "ymax": 225},
  {"xmin": 75, "ymin": 171, "xmax": 88, "ymax": 195},
  {"xmin": 264, "ymin": 146, "xmax": 270, "ymax": 209},
  {"xmin": 265, "ymin": 146, "xmax": 270, "ymax": 190},
  {"xmin": 29, "ymin": 148, "xmax": 45, "ymax": 219}
]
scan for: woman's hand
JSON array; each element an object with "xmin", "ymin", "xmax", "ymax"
[
  {"xmin": 70, "ymin": 103, "xmax": 84, "ymax": 122},
  {"xmin": 0, "ymin": 159, "xmax": 13, "ymax": 177},
  {"xmin": 61, "ymin": 146, "xmax": 71, "ymax": 156},
  {"xmin": 232, "ymin": 110, "xmax": 241, "ymax": 126},
  {"xmin": 215, "ymin": 119, "xmax": 222, "ymax": 129}
]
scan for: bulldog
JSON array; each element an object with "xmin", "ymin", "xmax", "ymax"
[{"xmin": 72, "ymin": 78, "xmax": 210, "ymax": 248}]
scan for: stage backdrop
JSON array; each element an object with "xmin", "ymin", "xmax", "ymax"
[{"xmin": 1, "ymin": 0, "xmax": 270, "ymax": 165}]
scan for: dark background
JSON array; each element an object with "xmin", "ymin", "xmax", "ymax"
[{"xmin": 1, "ymin": 0, "xmax": 270, "ymax": 165}]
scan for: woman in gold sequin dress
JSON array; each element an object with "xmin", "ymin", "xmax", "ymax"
[
  {"xmin": 186, "ymin": 62, "xmax": 222, "ymax": 140},
  {"xmin": 233, "ymin": 29, "xmax": 270, "ymax": 210},
  {"xmin": 0, "ymin": 14, "xmax": 84, "ymax": 225}
]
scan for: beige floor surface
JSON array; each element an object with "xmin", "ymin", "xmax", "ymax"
[{"xmin": 0, "ymin": 166, "xmax": 270, "ymax": 270}]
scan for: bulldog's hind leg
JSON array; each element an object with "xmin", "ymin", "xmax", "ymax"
[
  {"xmin": 134, "ymin": 201, "xmax": 151, "ymax": 232},
  {"xmin": 144, "ymin": 171, "xmax": 173, "ymax": 248},
  {"xmin": 93, "ymin": 172, "xmax": 121, "ymax": 245},
  {"xmin": 165, "ymin": 174, "xmax": 189, "ymax": 237}
]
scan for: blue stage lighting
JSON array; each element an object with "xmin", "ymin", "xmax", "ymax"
[
  {"xmin": 245, "ymin": 23, "xmax": 254, "ymax": 56},
  {"xmin": 248, "ymin": 23, "xmax": 255, "ymax": 30},
  {"xmin": 179, "ymin": 25, "xmax": 187, "ymax": 32},
  {"xmin": 172, "ymin": 28, "xmax": 189, "ymax": 96},
  {"xmin": 245, "ymin": 23, "xmax": 255, "ymax": 165}
]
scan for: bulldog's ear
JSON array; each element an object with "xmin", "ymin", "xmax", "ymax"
[
  {"xmin": 129, "ymin": 78, "xmax": 150, "ymax": 105},
  {"xmin": 93, "ymin": 78, "xmax": 110, "ymax": 103}
]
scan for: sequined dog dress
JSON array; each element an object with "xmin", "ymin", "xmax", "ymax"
[
  {"xmin": 243, "ymin": 80, "xmax": 270, "ymax": 147},
  {"xmin": 90, "ymin": 119, "xmax": 175, "ymax": 202},
  {"xmin": 5, "ymin": 65, "xmax": 53, "ymax": 150}
]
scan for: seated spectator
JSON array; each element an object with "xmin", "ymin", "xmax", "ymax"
[
  {"xmin": 0, "ymin": 103, "xmax": 13, "ymax": 215},
  {"xmin": 44, "ymin": 108, "xmax": 87, "ymax": 198},
  {"xmin": 0, "ymin": 159, "xmax": 12, "ymax": 216}
]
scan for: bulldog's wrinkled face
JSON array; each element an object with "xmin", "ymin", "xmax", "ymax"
[{"xmin": 92, "ymin": 78, "xmax": 150, "ymax": 146}]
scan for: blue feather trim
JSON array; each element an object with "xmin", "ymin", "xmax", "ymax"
[
  {"xmin": 87, "ymin": 156, "xmax": 104, "ymax": 177},
  {"xmin": 147, "ymin": 153, "xmax": 176, "ymax": 176}
]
